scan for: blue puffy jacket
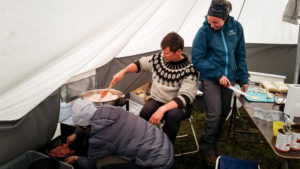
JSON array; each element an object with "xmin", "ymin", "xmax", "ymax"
[{"xmin": 192, "ymin": 16, "xmax": 248, "ymax": 85}]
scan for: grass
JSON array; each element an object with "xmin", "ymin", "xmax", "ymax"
[{"xmin": 173, "ymin": 98, "xmax": 300, "ymax": 169}]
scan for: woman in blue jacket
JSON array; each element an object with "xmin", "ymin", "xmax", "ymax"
[{"xmin": 191, "ymin": 0, "xmax": 248, "ymax": 165}]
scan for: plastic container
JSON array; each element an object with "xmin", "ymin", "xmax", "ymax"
[
  {"xmin": 273, "ymin": 121, "xmax": 285, "ymax": 136},
  {"xmin": 291, "ymin": 124, "xmax": 300, "ymax": 150},
  {"xmin": 275, "ymin": 129, "xmax": 292, "ymax": 152},
  {"xmin": 0, "ymin": 150, "xmax": 73, "ymax": 169}
]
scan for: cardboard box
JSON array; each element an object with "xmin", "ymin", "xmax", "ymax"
[{"xmin": 130, "ymin": 82, "xmax": 151, "ymax": 105}]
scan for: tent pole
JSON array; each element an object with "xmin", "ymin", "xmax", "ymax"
[{"xmin": 294, "ymin": 26, "xmax": 300, "ymax": 84}]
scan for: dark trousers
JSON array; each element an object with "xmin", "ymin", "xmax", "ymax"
[
  {"xmin": 201, "ymin": 80, "xmax": 233, "ymax": 156},
  {"xmin": 139, "ymin": 98, "xmax": 190, "ymax": 144}
]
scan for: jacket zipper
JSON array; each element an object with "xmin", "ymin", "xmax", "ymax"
[{"xmin": 221, "ymin": 30, "xmax": 228, "ymax": 76}]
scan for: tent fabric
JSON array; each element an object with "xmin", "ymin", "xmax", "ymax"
[
  {"xmin": 246, "ymin": 43, "xmax": 297, "ymax": 83},
  {"xmin": 282, "ymin": 0, "xmax": 300, "ymax": 25},
  {"xmin": 0, "ymin": 0, "xmax": 299, "ymax": 121},
  {"xmin": 61, "ymin": 75, "xmax": 96, "ymax": 102},
  {"xmin": 0, "ymin": 89, "xmax": 60, "ymax": 166}
]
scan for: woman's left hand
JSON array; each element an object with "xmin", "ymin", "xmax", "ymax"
[{"xmin": 241, "ymin": 84, "xmax": 249, "ymax": 92}]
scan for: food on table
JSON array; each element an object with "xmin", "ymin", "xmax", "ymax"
[
  {"xmin": 251, "ymin": 87, "xmax": 273, "ymax": 99},
  {"xmin": 273, "ymin": 81, "xmax": 288, "ymax": 93},
  {"xmin": 251, "ymin": 96, "xmax": 259, "ymax": 100},
  {"xmin": 261, "ymin": 81, "xmax": 278, "ymax": 93},
  {"xmin": 49, "ymin": 143, "xmax": 75, "ymax": 157},
  {"xmin": 261, "ymin": 81, "xmax": 288, "ymax": 93}
]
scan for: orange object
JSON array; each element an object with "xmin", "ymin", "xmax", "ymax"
[{"xmin": 100, "ymin": 84, "xmax": 114, "ymax": 98}]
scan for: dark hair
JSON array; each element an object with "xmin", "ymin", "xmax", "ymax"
[{"xmin": 160, "ymin": 32, "xmax": 184, "ymax": 53}]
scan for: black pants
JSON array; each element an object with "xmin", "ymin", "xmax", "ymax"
[{"xmin": 139, "ymin": 99, "xmax": 190, "ymax": 144}]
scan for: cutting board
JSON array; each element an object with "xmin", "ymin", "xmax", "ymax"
[{"xmin": 244, "ymin": 87, "xmax": 274, "ymax": 103}]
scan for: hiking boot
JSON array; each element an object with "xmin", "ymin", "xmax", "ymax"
[
  {"xmin": 215, "ymin": 149, "xmax": 224, "ymax": 156},
  {"xmin": 205, "ymin": 154, "xmax": 217, "ymax": 166}
]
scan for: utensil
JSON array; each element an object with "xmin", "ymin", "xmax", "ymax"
[
  {"xmin": 227, "ymin": 85, "xmax": 250, "ymax": 97},
  {"xmin": 100, "ymin": 84, "xmax": 114, "ymax": 98}
]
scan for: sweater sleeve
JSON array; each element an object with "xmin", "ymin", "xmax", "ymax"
[
  {"xmin": 137, "ymin": 55, "xmax": 153, "ymax": 72},
  {"xmin": 173, "ymin": 72, "xmax": 198, "ymax": 108},
  {"xmin": 235, "ymin": 22, "xmax": 248, "ymax": 85},
  {"xmin": 192, "ymin": 27, "xmax": 224, "ymax": 81}
]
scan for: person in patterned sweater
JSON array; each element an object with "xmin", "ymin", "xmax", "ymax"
[{"xmin": 110, "ymin": 32, "xmax": 199, "ymax": 144}]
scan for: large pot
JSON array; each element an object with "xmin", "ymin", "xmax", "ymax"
[{"xmin": 81, "ymin": 89, "xmax": 124, "ymax": 107}]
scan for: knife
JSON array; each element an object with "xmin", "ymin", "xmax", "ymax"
[{"xmin": 227, "ymin": 86, "xmax": 250, "ymax": 97}]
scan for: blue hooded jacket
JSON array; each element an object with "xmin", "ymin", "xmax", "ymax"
[{"xmin": 191, "ymin": 16, "xmax": 248, "ymax": 85}]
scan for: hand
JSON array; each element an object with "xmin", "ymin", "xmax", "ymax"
[
  {"xmin": 67, "ymin": 133, "xmax": 77, "ymax": 146},
  {"xmin": 64, "ymin": 155, "xmax": 78, "ymax": 164},
  {"xmin": 241, "ymin": 84, "xmax": 249, "ymax": 92},
  {"xmin": 110, "ymin": 70, "xmax": 125, "ymax": 87},
  {"xmin": 219, "ymin": 76, "xmax": 231, "ymax": 87},
  {"xmin": 149, "ymin": 106, "xmax": 167, "ymax": 125}
]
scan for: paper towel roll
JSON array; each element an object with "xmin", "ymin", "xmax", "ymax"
[{"xmin": 284, "ymin": 84, "xmax": 300, "ymax": 120}]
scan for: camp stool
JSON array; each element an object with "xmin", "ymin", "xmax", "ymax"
[{"xmin": 215, "ymin": 155, "xmax": 260, "ymax": 169}]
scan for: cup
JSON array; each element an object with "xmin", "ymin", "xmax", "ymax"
[
  {"xmin": 276, "ymin": 128, "xmax": 292, "ymax": 152},
  {"xmin": 291, "ymin": 124, "xmax": 300, "ymax": 150},
  {"xmin": 273, "ymin": 121, "xmax": 285, "ymax": 137}
]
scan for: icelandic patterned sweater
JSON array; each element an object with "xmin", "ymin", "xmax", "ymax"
[{"xmin": 135, "ymin": 53, "xmax": 199, "ymax": 108}]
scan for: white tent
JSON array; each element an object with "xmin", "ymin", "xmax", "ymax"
[
  {"xmin": 0, "ymin": 0, "xmax": 299, "ymax": 165},
  {"xmin": 0, "ymin": 0, "xmax": 298, "ymax": 121}
]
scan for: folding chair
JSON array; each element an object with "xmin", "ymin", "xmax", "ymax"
[
  {"xmin": 174, "ymin": 115, "xmax": 199, "ymax": 156},
  {"xmin": 159, "ymin": 115, "xmax": 199, "ymax": 156},
  {"xmin": 215, "ymin": 155, "xmax": 260, "ymax": 169}
]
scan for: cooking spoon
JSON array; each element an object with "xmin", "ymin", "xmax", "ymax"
[{"xmin": 100, "ymin": 84, "xmax": 114, "ymax": 98}]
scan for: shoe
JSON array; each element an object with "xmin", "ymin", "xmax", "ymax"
[
  {"xmin": 205, "ymin": 154, "xmax": 217, "ymax": 166},
  {"xmin": 215, "ymin": 149, "xmax": 223, "ymax": 156}
]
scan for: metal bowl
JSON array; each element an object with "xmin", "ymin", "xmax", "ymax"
[{"xmin": 81, "ymin": 89, "xmax": 124, "ymax": 107}]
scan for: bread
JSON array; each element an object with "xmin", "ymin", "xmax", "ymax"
[
  {"xmin": 261, "ymin": 81, "xmax": 278, "ymax": 93},
  {"xmin": 261, "ymin": 81, "xmax": 288, "ymax": 93},
  {"xmin": 273, "ymin": 81, "xmax": 288, "ymax": 93}
]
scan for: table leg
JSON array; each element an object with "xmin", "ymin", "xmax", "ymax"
[
  {"xmin": 228, "ymin": 95, "xmax": 237, "ymax": 137},
  {"xmin": 126, "ymin": 100, "xmax": 129, "ymax": 111},
  {"xmin": 282, "ymin": 158, "xmax": 289, "ymax": 169}
]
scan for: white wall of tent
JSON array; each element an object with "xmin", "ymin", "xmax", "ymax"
[{"xmin": 0, "ymin": 0, "xmax": 299, "ymax": 165}]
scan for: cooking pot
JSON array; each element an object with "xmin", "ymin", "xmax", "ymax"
[
  {"xmin": 28, "ymin": 157, "xmax": 59, "ymax": 169},
  {"xmin": 81, "ymin": 88, "xmax": 124, "ymax": 107}
]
